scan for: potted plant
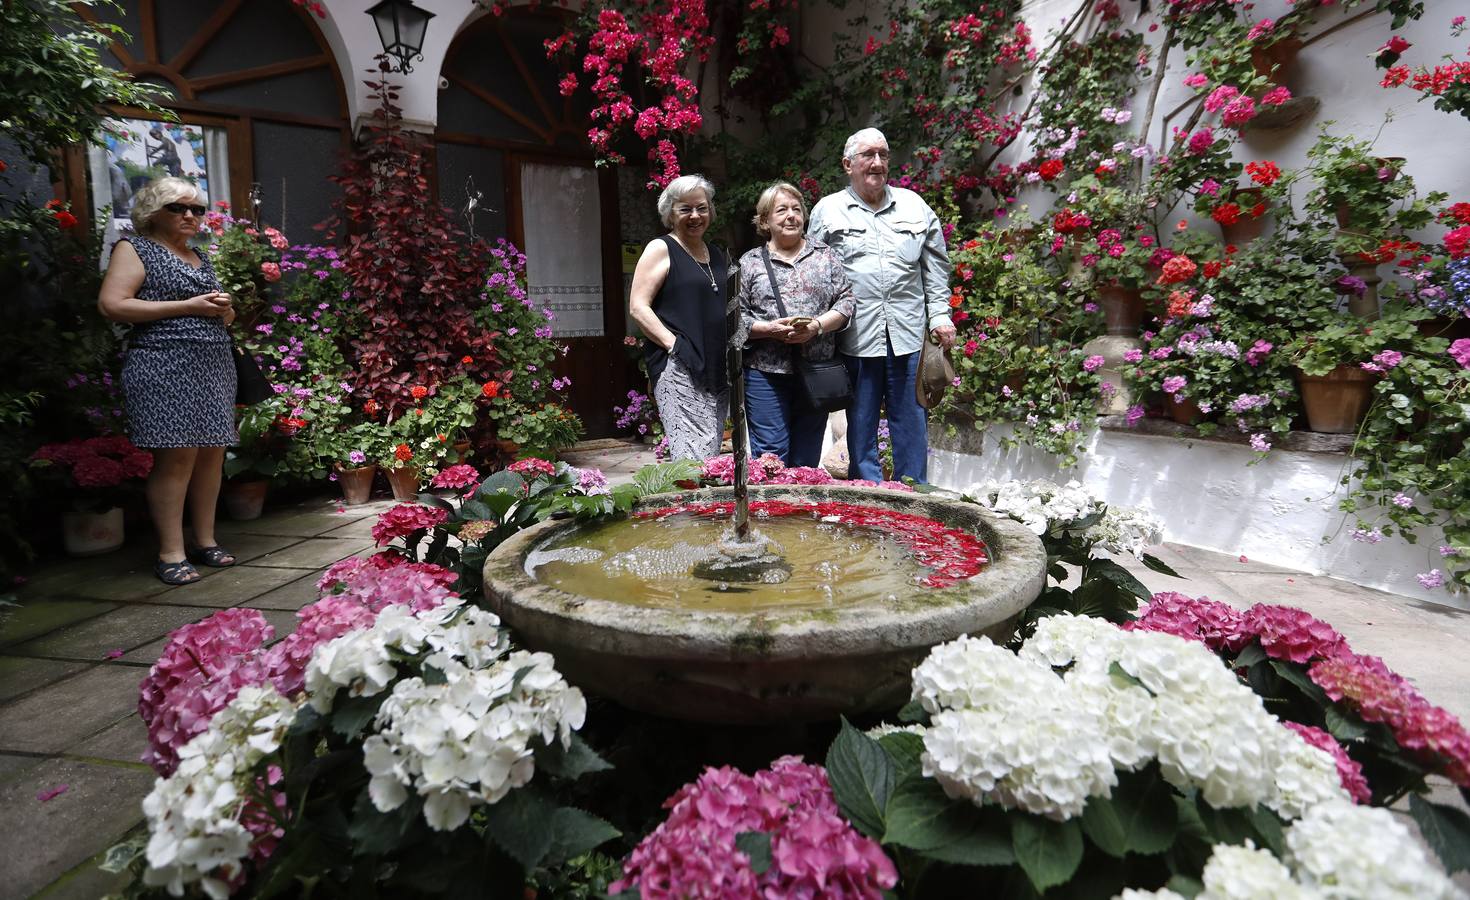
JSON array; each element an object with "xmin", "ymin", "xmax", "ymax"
[
  {"xmin": 224, "ymin": 400, "xmax": 292, "ymax": 520},
  {"xmin": 201, "ymin": 205, "xmax": 287, "ymax": 331},
  {"xmin": 1303, "ymin": 129, "xmax": 1444, "ymax": 252},
  {"xmin": 317, "ymin": 419, "xmax": 388, "ymax": 505},
  {"xmin": 1077, "ymin": 227, "xmax": 1156, "ymax": 334},
  {"xmin": 1288, "ymin": 305, "xmax": 1425, "ymax": 433},
  {"xmin": 495, "ymin": 402, "xmax": 585, "ymax": 461},
  {"xmin": 27, "ymin": 435, "xmax": 153, "ymax": 555}
]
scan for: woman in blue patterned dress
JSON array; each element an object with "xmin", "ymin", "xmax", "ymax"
[{"xmin": 98, "ymin": 177, "xmax": 238, "ymax": 585}]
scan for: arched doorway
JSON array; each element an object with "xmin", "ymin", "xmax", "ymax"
[
  {"xmin": 66, "ymin": 0, "xmax": 350, "ymax": 241},
  {"xmin": 436, "ymin": 9, "xmax": 635, "ymax": 438}
]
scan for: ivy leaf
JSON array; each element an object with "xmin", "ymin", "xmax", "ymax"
[
  {"xmin": 825, "ymin": 718, "xmax": 895, "ymax": 840},
  {"xmin": 1080, "ymin": 768, "xmax": 1177, "ymax": 857},
  {"xmin": 1011, "ymin": 814, "xmax": 1083, "ymax": 893},
  {"xmin": 1408, "ymin": 794, "xmax": 1470, "ymax": 873},
  {"xmin": 735, "ymin": 831, "xmax": 773, "ymax": 875}
]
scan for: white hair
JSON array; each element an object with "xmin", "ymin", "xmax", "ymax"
[
  {"xmin": 129, "ymin": 176, "xmax": 205, "ymax": 235},
  {"xmin": 657, "ymin": 174, "xmax": 716, "ymax": 228},
  {"xmin": 842, "ymin": 128, "xmax": 889, "ymax": 161}
]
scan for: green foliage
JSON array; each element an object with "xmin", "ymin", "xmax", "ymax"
[{"xmin": 0, "ymin": 0, "xmax": 169, "ymax": 172}]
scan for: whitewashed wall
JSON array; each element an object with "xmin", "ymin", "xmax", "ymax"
[{"xmin": 929, "ymin": 424, "xmax": 1463, "ymax": 610}]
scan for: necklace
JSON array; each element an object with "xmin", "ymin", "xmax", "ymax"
[{"xmin": 674, "ymin": 236, "xmax": 718, "ymax": 293}]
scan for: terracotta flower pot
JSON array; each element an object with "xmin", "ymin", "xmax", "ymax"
[
  {"xmin": 62, "ymin": 507, "xmax": 125, "ymax": 556},
  {"xmin": 453, "ymin": 440, "xmax": 473, "ymax": 464},
  {"xmin": 222, "ymin": 479, "xmax": 269, "ymax": 521},
  {"xmin": 385, "ymin": 466, "xmax": 421, "ymax": 502},
  {"xmin": 1250, "ymin": 36, "xmax": 1302, "ymax": 84},
  {"xmin": 1297, "ymin": 366, "xmax": 1376, "ymax": 433},
  {"xmin": 1165, "ymin": 395, "xmax": 1206, "ymax": 426},
  {"xmin": 336, "ymin": 463, "xmax": 378, "ymax": 505},
  {"xmin": 1098, "ymin": 284, "xmax": 1144, "ymax": 336},
  {"xmin": 1219, "ymin": 187, "xmax": 1271, "ymax": 246}
]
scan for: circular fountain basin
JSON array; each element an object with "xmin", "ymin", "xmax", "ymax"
[{"xmin": 482, "ymin": 485, "xmax": 1046, "ymax": 723}]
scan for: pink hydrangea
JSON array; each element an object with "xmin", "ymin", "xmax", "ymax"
[
  {"xmin": 1283, "ymin": 722, "xmax": 1371, "ymax": 804},
  {"xmin": 1450, "ymin": 338, "xmax": 1470, "ymax": 369},
  {"xmin": 1242, "ymin": 603, "xmax": 1347, "ymax": 664},
  {"xmin": 262, "ymin": 595, "xmax": 381, "ymax": 696},
  {"xmin": 1124, "ymin": 591, "xmax": 1252, "ymax": 652},
  {"xmin": 137, "ymin": 609, "xmax": 276, "ymax": 774},
  {"xmin": 1310, "ymin": 651, "xmax": 1470, "ymax": 786},
  {"xmin": 431, "ymin": 464, "xmax": 480, "ymax": 490},
  {"xmin": 507, "ymin": 457, "xmax": 556, "ymax": 479},
  {"xmin": 611, "ymin": 756, "xmax": 897, "ymax": 899},
  {"xmin": 371, "ymin": 502, "xmax": 450, "ymax": 546}
]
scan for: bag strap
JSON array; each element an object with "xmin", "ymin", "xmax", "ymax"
[
  {"xmin": 759, "ymin": 245, "xmax": 791, "ymax": 319},
  {"xmin": 761, "ymin": 245, "xmax": 806, "ymax": 365}
]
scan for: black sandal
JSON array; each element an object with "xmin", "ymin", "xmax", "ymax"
[
  {"xmin": 156, "ymin": 559, "xmax": 201, "ymax": 585},
  {"xmin": 192, "ymin": 546, "xmax": 237, "ymax": 568}
]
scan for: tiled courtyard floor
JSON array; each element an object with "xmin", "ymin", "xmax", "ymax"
[{"xmin": 1, "ymin": 438, "xmax": 1466, "ymax": 897}]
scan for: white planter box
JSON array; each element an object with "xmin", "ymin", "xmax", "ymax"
[{"xmin": 928, "ymin": 421, "xmax": 1463, "ymax": 610}]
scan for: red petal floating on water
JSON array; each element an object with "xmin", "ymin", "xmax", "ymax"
[{"xmin": 638, "ymin": 500, "xmax": 989, "ymax": 587}]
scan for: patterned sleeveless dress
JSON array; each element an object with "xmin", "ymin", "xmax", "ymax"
[{"xmin": 118, "ymin": 235, "xmax": 238, "ymax": 448}]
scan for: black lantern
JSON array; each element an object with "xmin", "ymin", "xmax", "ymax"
[{"xmin": 367, "ymin": 0, "xmax": 435, "ymax": 74}]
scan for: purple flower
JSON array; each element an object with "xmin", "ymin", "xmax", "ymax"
[
  {"xmin": 1439, "ymin": 545, "xmax": 1459, "ymax": 557},
  {"xmin": 348, "ymin": 450, "xmax": 366, "ymax": 464},
  {"xmin": 1082, "ymin": 354, "xmax": 1105, "ymax": 372},
  {"xmin": 1417, "ymin": 569, "xmax": 1445, "ymax": 590},
  {"xmin": 1391, "ymin": 492, "xmax": 1413, "ymax": 508},
  {"xmin": 1162, "ymin": 375, "xmax": 1187, "ymax": 395},
  {"xmin": 1249, "ymin": 433, "xmax": 1271, "ymax": 453},
  {"xmin": 1335, "ymin": 275, "xmax": 1368, "ymax": 297},
  {"xmin": 1351, "ymin": 528, "xmax": 1384, "ymax": 544},
  {"xmin": 1125, "ymin": 404, "xmax": 1146, "ymax": 427},
  {"xmin": 256, "ymin": 323, "xmax": 273, "ymax": 335},
  {"xmin": 1123, "ymin": 349, "xmax": 1143, "ymax": 363}
]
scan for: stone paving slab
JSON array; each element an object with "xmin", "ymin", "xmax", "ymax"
[
  {"xmin": 319, "ymin": 515, "xmax": 380, "ymax": 540},
  {"xmin": 0, "ymin": 665, "xmax": 143, "ymax": 754},
  {"xmin": 217, "ymin": 509, "xmax": 369, "ymax": 538},
  {"xmin": 244, "ymin": 535, "xmax": 374, "ymax": 570},
  {"xmin": 32, "ymin": 855, "xmax": 134, "ymax": 900},
  {"xmin": 61, "ymin": 567, "xmax": 179, "ymax": 603},
  {"xmin": 136, "ymin": 565, "xmax": 306, "ymax": 608},
  {"xmin": 216, "ymin": 531, "xmax": 307, "ymax": 564},
  {"xmin": 13, "ymin": 546, "xmax": 156, "ymax": 598},
  {"xmin": 0, "ymin": 752, "xmax": 43, "ymax": 786},
  {"xmin": 69, "ymin": 714, "xmax": 149, "ymax": 767},
  {"xmin": 0, "ymin": 658, "xmax": 93, "ymax": 704},
  {"xmin": 0, "ymin": 756, "xmax": 155, "ymax": 899},
  {"xmin": 245, "ymin": 571, "xmax": 323, "ymax": 611},
  {"xmin": 0, "ymin": 601, "xmax": 118, "ymax": 649},
  {"xmin": 12, "ymin": 603, "xmax": 222, "ymax": 661}
]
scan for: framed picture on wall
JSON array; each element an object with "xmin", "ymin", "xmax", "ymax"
[{"xmin": 85, "ymin": 115, "xmax": 232, "ymax": 257}]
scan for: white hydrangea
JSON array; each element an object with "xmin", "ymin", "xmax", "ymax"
[
  {"xmin": 362, "ymin": 650, "xmax": 586, "ymax": 831},
  {"xmin": 1085, "ymin": 505, "xmax": 1165, "ymax": 559},
  {"xmin": 1019, "ymin": 612, "xmax": 1126, "ymax": 670},
  {"xmin": 1115, "ymin": 891, "xmax": 1186, "ymax": 900},
  {"xmin": 923, "ymin": 702, "xmax": 1117, "ymax": 821},
  {"xmin": 305, "ymin": 600, "xmax": 507, "ymax": 713},
  {"xmin": 1199, "ymin": 842, "xmax": 1317, "ymax": 900},
  {"xmin": 866, "ymin": 722, "xmax": 927, "ymax": 739},
  {"xmin": 1267, "ymin": 726, "xmax": 1350, "ymax": 820},
  {"xmin": 912, "ymin": 634, "xmax": 1059, "ymax": 716},
  {"xmin": 1285, "ymin": 801, "xmax": 1466, "ymax": 899},
  {"xmin": 916, "ymin": 635, "xmax": 1116, "ymax": 821},
  {"xmin": 142, "ymin": 685, "xmax": 298, "ymax": 900},
  {"xmin": 1063, "ymin": 662, "xmax": 1159, "ymax": 771},
  {"xmin": 965, "ymin": 478, "xmax": 1099, "ymax": 535}
]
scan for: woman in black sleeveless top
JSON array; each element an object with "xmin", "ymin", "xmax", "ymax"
[
  {"xmin": 628, "ymin": 175, "xmax": 730, "ymax": 461},
  {"xmin": 98, "ymin": 177, "xmax": 239, "ymax": 585}
]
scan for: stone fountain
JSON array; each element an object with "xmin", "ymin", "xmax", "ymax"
[{"xmin": 483, "ymin": 268, "xmax": 1046, "ymax": 723}]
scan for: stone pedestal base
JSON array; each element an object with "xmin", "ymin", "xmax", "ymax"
[{"xmin": 1083, "ymin": 333, "xmax": 1145, "ymax": 415}]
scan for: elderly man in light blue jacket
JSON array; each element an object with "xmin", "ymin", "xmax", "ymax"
[{"xmin": 807, "ymin": 127, "xmax": 955, "ymax": 483}]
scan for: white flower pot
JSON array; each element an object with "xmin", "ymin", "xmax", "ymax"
[{"xmin": 62, "ymin": 507, "xmax": 125, "ymax": 557}]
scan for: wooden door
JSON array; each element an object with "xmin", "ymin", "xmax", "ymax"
[{"xmin": 507, "ymin": 155, "xmax": 633, "ymax": 437}]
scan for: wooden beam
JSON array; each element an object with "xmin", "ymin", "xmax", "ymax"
[
  {"xmin": 495, "ymin": 20, "xmax": 558, "ymax": 131},
  {"xmin": 189, "ymin": 56, "xmax": 330, "ymax": 92},
  {"xmin": 445, "ymin": 73, "xmax": 553, "ymax": 145},
  {"xmin": 72, "ymin": 3, "xmax": 136, "ymax": 68},
  {"xmin": 140, "ymin": 0, "xmax": 158, "ymax": 63},
  {"xmin": 168, "ymin": 0, "xmax": 246, "ymax": 74}
]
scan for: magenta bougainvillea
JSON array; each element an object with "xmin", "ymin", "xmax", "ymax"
[{"xmin": 611, "ymin": 756, "xmax": 897, "ymax": 898}]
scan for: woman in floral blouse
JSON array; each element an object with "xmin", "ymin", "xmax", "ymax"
[{"xmin": 736, "ymin": 182, "xmax": 855, "ymax": 467}]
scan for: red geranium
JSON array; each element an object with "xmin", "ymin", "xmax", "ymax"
[
  {"xmin": 1038, "ymin": 159, "xmax": 1064, "ymax": 181},
  {"xmin": 1157, "ymin": 255, "xmax": 1198, "ymax": 285},
  {"xmin": 1441, "ymin": 202, "xmax": 1470, "ymax": 226},
  {"xmin": 1051, "ymin": 208, "xmax": 1092, "ymax": 235},
  {"xmin": 461, "ymin": 355, "xmax": 474, "ymax": 365},
  {"xmin": 481, "ymin": 381, "xmax": 502, "ymax": 399},
  {"xmin": 1211, "ymin": 203, "xmax": 1241, "ymax": 226},
  {"xmin": 410, "ymin": 385, "xmax": 428, "ymax": 400},
  {"xmin": 1446, "ymin": 226, "xmax": 1470, "ymax": 260},
  {"xmin": 1244, "ymin": 161, "xmax": 1280, "ymax": 186},
  {"xmin": 394, "ymin": 443, "xmax": 413, "ymax": 462},
  {"xmin": 1203, "ymin": 260, "xmax": 1224, "ymax": 279}
]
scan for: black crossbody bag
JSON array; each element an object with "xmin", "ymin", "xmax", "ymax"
[
  {"xmin": 760, "ymin": 247, "xmax": 852, "ymax": 412},
  {"xmin": 234, "ymin": 345, "xmax": 273, "ymax": 405}
]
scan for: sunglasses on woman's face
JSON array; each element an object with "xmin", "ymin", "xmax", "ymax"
[{"xmin": 164, "ymin": 202, "xmax": 207, "ymax": 216}]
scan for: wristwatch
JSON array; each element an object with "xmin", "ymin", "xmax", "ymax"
[{"xmin": 814, "ymin": 317, "xmax": 825, "ymax": 336}]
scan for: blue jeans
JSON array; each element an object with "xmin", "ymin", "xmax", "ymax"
[
  {"xmin": 744, "ymin": 368, "xmax": 827, "ymax": 467},
  {"xmin": 844, "ymin": 344, "xmax": 927, "ymax": 483}
]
